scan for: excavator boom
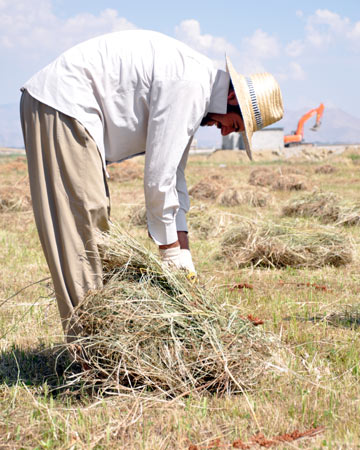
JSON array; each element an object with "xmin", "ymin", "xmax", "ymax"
[{"xmin": 284, "ymin": 103, "xmax": 324, "ymax": 146}]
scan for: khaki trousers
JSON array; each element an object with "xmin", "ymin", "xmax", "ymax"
[{"xmin": 20, "ymin": 90, "xmax": 110, "ymax": 341}]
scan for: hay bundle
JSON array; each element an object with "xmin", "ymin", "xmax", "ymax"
[
  {"xmin": 129, "ymin": 204, "xmax": 147, "ymax": 227},
  {"xmin": 69, "ymin": 227, "xmax": 280, "ymax": 396},
  {"xmin": 187, "ymin": 206, "xmax": 241, "ymax": 239},
  {"xmin": 221, "ymin": 220, "xmax": 353, "ymax": 268},
  {"xmin": 107, "ymin": 160, "xmax": 143, "ymax": 182},
  {"xmin": 282, "ymin": 191, "xmax": 360, "ymax": 226},
  {"xmin": 249, "ymin": 168, "xmax": 309, "ymax": 191},
  {"xmin": 187, "ymin": 206, "xmax": 217, "ymax": 238},
  {"xmin": 315, "ymin": 164, "xmax": 337, "ymax": 174},
  {"xmin": 188, "ymin": 175, "xmax": 225, "ymax": 200},
  {"xmin": 0, "ymin": 185, "xmax": 31, "ymax": 212},
  {"xmin": 0, "ymin": 157, "xmax": 27, "ymax": 175},
  {"xmin": 218, "ymin": 188, "xmax": 271, "ymax": 207}
]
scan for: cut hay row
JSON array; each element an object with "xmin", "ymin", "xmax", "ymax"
[
  {"xmin": 314, "ymin": 164, "xmax": 337, "ymax": 174},
  {"xmin": 187, "ymin": 206, "xmax": 245, "ymax": 239},
  {"xmin": 249, "ymin": 167, "xmax": 309, "ymax": 191},
  {"xmin": 218, "ymin": 188, "xmax": 271, "ymax": 207},
  {"xmin": 68, "ymin": 225, "xmax": 281, "ymax": 397},
  {"xmin": 189, "ymin": 176, "xmax": 272, "ymax": 207},
  {"xmin": 128, "ymin": 204, "xmax": 147, "ymax": 227},
  {"xmin": 107, "ymin": 160, "xmax": 143, "ymax": 182},
  {"xmin": 0, "ymin": 185, "xmax": 31, "ymax": 212},
  {"xmin": 282, "ymin": 191, "xmax": 360, "ymax": 226},
  {"xmin": 221, "ymin": 219, "xmax": 353, "ymax": 269},
  {"xmin": 188, "ymin": 175, "xmax": 225, "ymax": 200}
]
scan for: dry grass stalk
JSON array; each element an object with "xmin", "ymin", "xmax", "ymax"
[
  {"xmin": 0, "ymin": 184, "xmax": 31, "ymax": 212},
  {"xmin": 249, "ymin": 168, "xmax": 309, "ymax": 191},
  {"xmin": 108, "ymin": 160, "xmax": 143, "ymax": 182},
  {"xmin": 188, "ymin": 175, "xmax": 225, "ymax": 200},
  {"xmin": 221, "ymin": 219, "xmax": 353, "ymax": 269},
  {"xmin": 187, "ymin": 206, "xmax": 241, "ymax": 239},
  {"xmin": 0, "ymin": 157, "xmax": 28, "ymax": 175},
  {"xmin": 129, "ymin": 204, "xmax": 147, "ymax": 227},
  {"xmin": 218, "ymin": 188, "xmax": 271, "ymax": 207},
  {"xmin": 315, "ymin": 164, "xmax": 337, "ymax": 174},
  {"xmin": 282, "ymin": 191, "xmax": 360, "ymax": 226},
  {"xmin": 68, "ymin": 225, "xmax": 281, "ymax": 397}
]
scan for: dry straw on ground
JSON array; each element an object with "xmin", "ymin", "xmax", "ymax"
[
  {"xmin": 282, "ymin": 191, "xmax": 360, "ymax": 226},
  {"xmin": 217, "ymin": 188, "xmax": 271, "ymax": 207},
  {"xmin": 188, "ymin": 175, "xmax": 225, "ymax": 200},
  {"xmin": 249, "ymin": 167, "xmax": 309, "ymax": 191},
  {"xmin": 68, "ymin": 226, "xmax": 281, "ymax": 397},
  {"xmin": 315, "ymin": 164, "xmax": 337, "ymax": 174},
  {"xmin": 187, "ymin": 205, "xmax": 242, "ymax": 239},
  {"xmin": 128, "ymin": 204, "xmax": 147, "ymax": 227},
  {"xmin": 0, "ymin": 183, "xmax": 31, "ymax": 212},
  {"xmin": 107, "ymin": 160, "xmax": 143, "ymax": 182},
  {"xmin": 221, "ymin": 219, "xmax": 353, "ymax": 269}
]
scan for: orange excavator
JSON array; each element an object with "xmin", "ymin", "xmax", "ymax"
[{"xmin": 284, "ymin": 103, "xmax": 325, "ymax": 146}]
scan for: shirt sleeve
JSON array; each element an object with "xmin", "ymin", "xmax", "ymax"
[{"xmin": 144, "ymin": 79, "xmax": 207, "ymax": 245}]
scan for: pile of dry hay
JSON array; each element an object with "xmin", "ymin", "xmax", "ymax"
[
  {"xmin": 68, "ymin": 226, "xmax": 281, "ymax": 397},
  {"xmin": 187, "ymin": 206, "xmax": 242, "ymax": 239},
  {"xmin": 128, "ymin": 204, "xmax": 147, "ymax": 227},
  {"xmin": 188, "ymin": 175, "xmax": 225, "ymax": 200},
  {"xmin": 0, "ymin": 184, "xmax": 31, "ymax": 212},
  {"xmin": 107, "ymin": 160, "xmax": 143, "ymax": 182},
  {"xmin": 217, "ymin": 187, "xmax": 271, "ymax": 207},
  {"xmin": 249, "ymin": 167, "xmax": 309, "ymax": 191},
  {"xmin": 314, "ymin": 164, "xmax": 337, "ymax": 174},
  {"xmin": 282, "ymin": 191, "xmax": 360, "ymax": 226},
  {"xmin": 221, "ymin": 219, "xmax": 353, "ymax": 269}
]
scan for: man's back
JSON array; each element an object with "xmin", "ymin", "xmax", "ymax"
[{"xmin": 23, "ymin": 30, "xmax": 216, "ymax": 165}]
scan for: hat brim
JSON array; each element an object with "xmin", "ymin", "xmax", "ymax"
[{"xmin": 226, "ymin": 56, "xmax": 253, "ymax": 161}]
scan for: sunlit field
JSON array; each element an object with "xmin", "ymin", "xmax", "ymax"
[{"xmin": 1, "ymin": 145, "xmax": 360, "ymax": 449}]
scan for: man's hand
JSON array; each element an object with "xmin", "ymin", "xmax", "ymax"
[{"xmin": 159, "ymin": 246, "xmax": 196, "ymax": 273}]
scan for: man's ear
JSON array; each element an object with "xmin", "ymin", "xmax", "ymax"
[{"xmin": 227, "ymin": 90, "xmax": 238, "ymax": 106}]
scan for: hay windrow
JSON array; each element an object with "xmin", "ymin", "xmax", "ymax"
[
  {"xmin": 249, "ymin": 167, "xmax": 309, "ymax": 191},
  {"xmin": 188, "ymin": 175, "xmax": 226, "ymax": 200},
  {"xmin": 315, "ymin": 164, "xmax": 337, "ymax": 174},
  {"xmin": 0, "ymin": 184, "xmax": 31, "ymax": 212},
  {"xmin": 107, "ymin": 160, "xmax": 143, "ymax": 182},
  {"xmin": 68, "ymin": 226, "xmax": 282, "ymax": 397},
  {"xmin": 128, "ymin": 204, "xmax": 147, "ymax": 227},
  {"xmin": 218, "ymin": 188, "xmax": 271, "ymax": 207},
  {"xmin": 221, "ymin": 219, "xmax": 353, "ymax": 269},
  {"xmin": 187, "ymin": 206, "xmax": 242, "ymax": 239},
  {"xmin": 282, "ymin": 191, "xmax": 360, "ymax": 226}
]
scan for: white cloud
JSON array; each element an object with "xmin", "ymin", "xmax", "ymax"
[
  {"xmin": 243, "ymin": 29, "xmax": 280, "ymax": 59},
  {"xmin": 296, "ymin": 10, "xmax": 304, "ymax": 18},
  {"xmin": 289, "ymin": 62, "xmax": 306, "ymax": 80},
  {"xmin": 286, "ymin": 40, "xmax": 304, "ymax": 58},
  {"xmin": 174, "ymin": 19, "xmax": 237, "ymax": 68},
  {"xmin": 275, "ymin": 61, "xmax": 306, "ymax": 82},
  {"xmin": 0, "ymin": 0, "xmax": 136, "ymax": 58},
  {"xmin": 305, "ymin": 9, "xmax": 350, "ymax": 47}
]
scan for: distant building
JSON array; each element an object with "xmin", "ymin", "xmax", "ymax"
[{"xmin": 222, "ymin": 128, "xmax": 284, "ymax": 151}]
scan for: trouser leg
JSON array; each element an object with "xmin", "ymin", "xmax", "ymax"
[{"xmin": 20, "ymin": 90, "xmax": 110, "ymax": 342}]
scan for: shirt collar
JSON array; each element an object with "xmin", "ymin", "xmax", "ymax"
[{"xmin": 207, "ymin": 69, "xmax": 230, "ymax": 114}]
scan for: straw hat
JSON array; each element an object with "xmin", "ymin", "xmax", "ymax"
[{"xmin": 226, "ymin": 56, "xmax": 284, "ymax": 160}]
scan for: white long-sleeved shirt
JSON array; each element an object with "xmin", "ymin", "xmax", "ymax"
[{"xmin": 22, "ymin": 30, "xmax": 229, "ymax": 245}]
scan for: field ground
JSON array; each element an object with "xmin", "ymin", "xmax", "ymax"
[{"xmin": 1, "ymin": 145, "xmax": 360, "ymax": 449}]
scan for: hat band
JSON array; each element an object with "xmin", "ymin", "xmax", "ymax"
[{"xmin": 245, "ymin": 76, "xmax": 263, "ymax": 130}]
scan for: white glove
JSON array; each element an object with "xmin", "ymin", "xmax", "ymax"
[{"xmin": 159, "ymin": 247, "xmax": 196, "ymax": 273}]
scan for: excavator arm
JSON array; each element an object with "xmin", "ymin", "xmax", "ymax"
[{"xmin": 284, "ymin": 103, "xmax": 324, "ymax": 146}]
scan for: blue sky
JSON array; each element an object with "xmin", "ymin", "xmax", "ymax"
[{"xmin": 1, "ymin": 0, "xmax": 360, "ymax": 120}]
